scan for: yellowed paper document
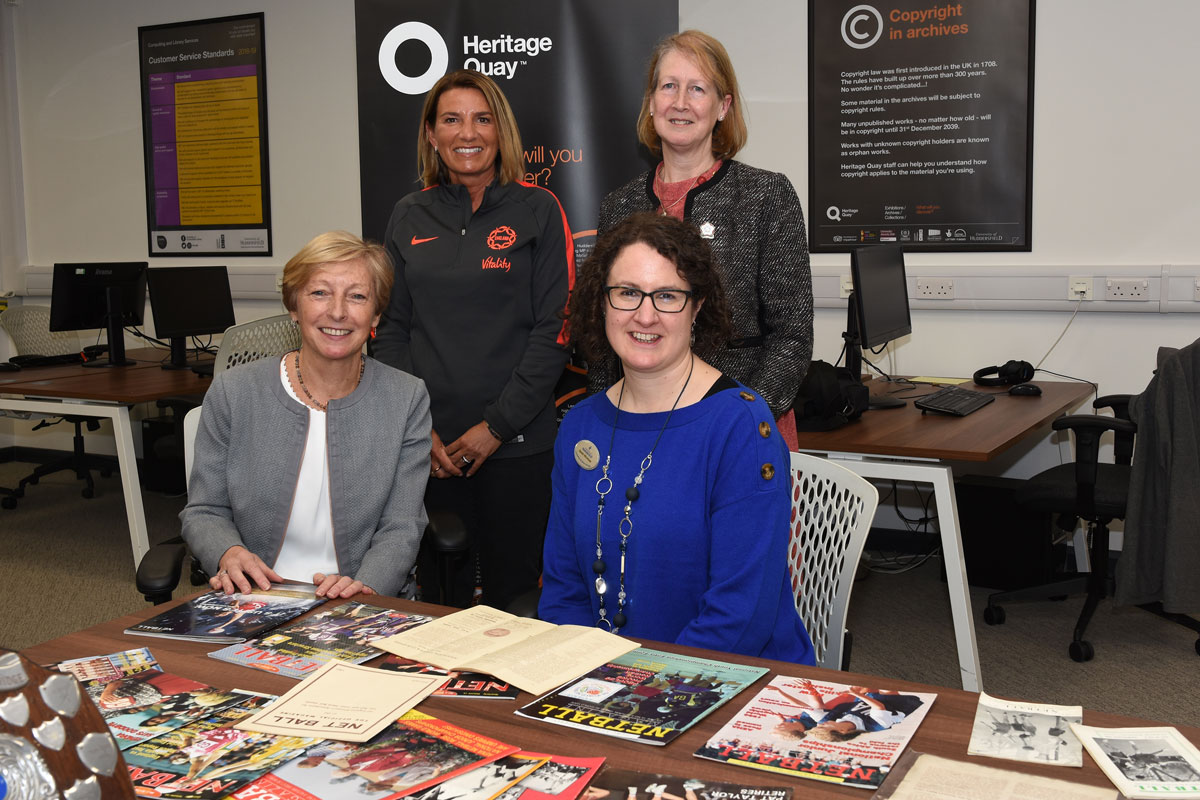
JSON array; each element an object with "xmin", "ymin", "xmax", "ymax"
[
  {"xmin": 235, "ymin": 660, "xmax": 445, "ymax": 742},
  {"xmin": 374, "ymin": 605, "xmax": 638, "ymax": 695}
]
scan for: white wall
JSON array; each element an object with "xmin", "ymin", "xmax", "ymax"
[{"xmin": 3, "ymin": 0, "xmax": 1198, "ymax": 474}]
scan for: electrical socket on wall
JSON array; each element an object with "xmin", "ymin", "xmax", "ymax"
[
  {"xmin": 1105, "ymin": 278, "xmax": 1149, "ymax": 301},
  {"xmin": 840, "ymin": 276, "xmax": 854, "ymax": 298},
  {"xmin": 916, "ymin": 277, "xmax": 955, "ymax": 299}
]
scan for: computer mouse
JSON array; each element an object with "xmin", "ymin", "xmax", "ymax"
[
  {"xmin": 0, "ymin": 361, "xmax": 19, "ymax": 372},
  {"xmin": 1009, "ymin": 383, "xmax": 1042, "ymax": 396}
]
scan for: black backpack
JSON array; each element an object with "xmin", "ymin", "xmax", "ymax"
[{"xmin": 793, "ymin": 360, "xmax": 869, "ymax": 431}]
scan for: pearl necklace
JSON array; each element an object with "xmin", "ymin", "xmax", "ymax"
[
  {"xmin": 294, "ymin": 350, "xmax": 364, "ymax": 412},
  {"xmin": 593, "ymin": 355, "xmax": 695, "ymax": 632}
]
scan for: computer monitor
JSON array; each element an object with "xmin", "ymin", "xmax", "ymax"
[
  {"xmin": 50, "ymin": 262, "xmax": 148, "ymax": 368},
  {"xmin": 844, "ymin": 246, "xmax": 912, "ymax": 409},
  {"xmin": 147, "ymin": 266, "xmax": 236, "ymax": 369}
]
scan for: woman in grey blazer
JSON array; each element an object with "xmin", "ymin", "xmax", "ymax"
[{"xmin": 181, "ymin": 231, "xmax": 432, "ymax": 600}]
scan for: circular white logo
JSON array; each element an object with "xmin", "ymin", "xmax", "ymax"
[
  {"xmin": 378, "ymin": 21, "xmax": 449, "ymax": 95},
  {"xmin": 841, "ymin": 5, "xmax": 884, "ymax": 49}
]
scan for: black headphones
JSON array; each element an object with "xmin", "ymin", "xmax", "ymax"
[{"xmin": 973, "ymin": 359, "xmax": 1035, "ymax": 387}]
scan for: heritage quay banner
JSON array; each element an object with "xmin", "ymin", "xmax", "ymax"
[
  {"xmin": 355, "ymin": 0, "xmax": 677, "ymax": 259},
  {"xmin": 809, "ymin": 1, "xmax": 1034, "ymax": 252},
  {"xmin": 139, "ymin": 13, "xmax": 272, "ymax": 256}
]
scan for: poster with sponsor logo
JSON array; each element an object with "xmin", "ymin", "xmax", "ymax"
[
  {"xmin": 809, "ymin": 1, "xmax": 1034, "ymax": 252},
  {"xmin": 138, "ymin": 13, "xmax": 272, "ymax": 256},
  {"xmin": 355, "ymin": 0, "xmax": 677, "ymax": 259}
]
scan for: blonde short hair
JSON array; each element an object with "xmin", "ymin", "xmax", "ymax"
[
  {"xmin": 281, "ymin": 231, "xmax": 393, "ymax": 316},
  {"xmin": 417, "ymin": 69, "xmax": 525, "ymax": 187},
  {"xmin": 635, "ymin": 30, "xmax": 748, "ymax": 161}
]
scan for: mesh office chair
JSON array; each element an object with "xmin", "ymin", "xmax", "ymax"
[
  {"xmin": 788, "ymin": 452, "xmax": 879, "ymax": 671},
  {"xmin": 213, "ymin": 314, "xmax": 301, "ymax": 374},
  {"xmin": 0, "ymin": 305, "xmax": 116, "ymax": 509}
]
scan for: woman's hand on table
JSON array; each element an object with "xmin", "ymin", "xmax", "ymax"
[
  {"xmin": 443, "ymin": 422, "xmax": 502, "ymax": 477},
  {"xmin": 211, "ymin": 546, "xmax": 283, "ymax": 594},
  {"xmin": 313, "ymin": 573, "xmax": 375, "ymax": 600}
]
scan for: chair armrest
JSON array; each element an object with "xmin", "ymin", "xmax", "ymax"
[
  {"xmin": 135, "ymin": 539, "xmax": 187, "ymax": 605},
  {"xmin": 1093, "ymin": 394, "xmax": 1136, "ymax": 464},
  {"xmin": 1051, "ymin": 415, "xmax": 1136, "ymax": 516},
  {"xmin": 1094, "ymin": 394, "xmax": 1134, "ymax": 420},
  {"xmin": 425, "ymin": 511, "xmax": 468, "ymax": 555}
]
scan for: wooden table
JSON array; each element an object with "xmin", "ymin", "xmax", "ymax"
[
  {"xmin": 23, "ymin": 594, "xmax": 1197, "ymax": 799},
  {"xmin": 794, "ymin": 379, "xmax": 1095, "ymax": 693},
  {"xmin": 0, "ymin": 347, "xmax": 212, "ymax": 568}
]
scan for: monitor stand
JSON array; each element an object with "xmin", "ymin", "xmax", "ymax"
[
  {"xmin": 82, "ymin": 287, "xmax": 135, "ymax": 368},
  {"xmin": 843, "ymin": 292, "xmax": 907, "ymax": 411},
  {"xmin": 161, "ymin": 336, "xmax": 192, "ymax": 370}
]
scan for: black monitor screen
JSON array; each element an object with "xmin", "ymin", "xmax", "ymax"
[
  {"xmin": 851, "ymin": 246, "xmax": 911, "ymax": 349},
  {"xmin": 50, "ymin": 262, "xmax": 148, "ymax": 332},
  {"xmin": 147, "ymin": 266, "xmax": 236, "ymax": 339}
]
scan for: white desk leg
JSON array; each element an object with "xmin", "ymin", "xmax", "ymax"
[
  {"xmin": 814, "ymin": 454, "xmax": 983, "ymax": 691},
  {"xmin": 0, "ymin": 397, "xmax": 149, "ymax": 571},
  {"xmin": 926, "ymin": 466, "xmax": 982, "ymax": 692},
  {"xmin": 109, "ymin": 406, "xmax": 150, "ymax": 569}
]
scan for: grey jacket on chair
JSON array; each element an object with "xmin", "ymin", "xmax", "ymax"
[{"xmin": 1118, "ymin": 338, "xmax": 1200, "ymax": 612}]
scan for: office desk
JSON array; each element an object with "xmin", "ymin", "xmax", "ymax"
[
  {"xmin": 0, "ymin": 347, "xmax": 212, "ymax": 569},
  {"xmin": 795, "ymin": 380, "xmax": 1094, "ymax": 693},
  {"xmin": 22, "ymin": 594, "xmax": 1199, "ymax": 798}
]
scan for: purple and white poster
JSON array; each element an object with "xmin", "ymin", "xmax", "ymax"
[{"xmin": 139, "ymin": 13, "xmax": 272, "ymax": 256}]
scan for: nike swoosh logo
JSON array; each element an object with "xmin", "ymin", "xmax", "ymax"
[{"xmin": 411, "ymin": 236, "xmax": 438, "ymax": 245}]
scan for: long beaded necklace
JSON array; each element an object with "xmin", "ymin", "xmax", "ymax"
[
  {"xmin": 294, "ymin": 350, "xmax": 365, "ymax": 412},
  {"xmin": 593, "ymin": 355, "xmax": 695, "ymax": 632}
]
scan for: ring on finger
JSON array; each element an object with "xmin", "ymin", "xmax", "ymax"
[{"xmin": 461, "ymin": 456, "xmax": 471, "ymax": 464}]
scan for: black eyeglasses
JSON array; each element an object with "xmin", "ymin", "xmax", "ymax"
[{"xmin": 604, "ymin": 285, "xmax": 694, "ymax": 313}]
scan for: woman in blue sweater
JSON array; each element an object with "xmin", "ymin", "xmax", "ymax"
[{"xmin": 539, "ymin": 213, "xmax": 814, "ymax": 664}]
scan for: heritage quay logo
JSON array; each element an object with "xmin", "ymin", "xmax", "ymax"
[{"xmin": 378, "ymin": 21, "xmax": 555, "ymax": 95}]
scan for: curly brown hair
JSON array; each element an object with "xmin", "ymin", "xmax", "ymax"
[{"xmin": 570, "ymin": 213, "xmax": 732, "ymax": 364}]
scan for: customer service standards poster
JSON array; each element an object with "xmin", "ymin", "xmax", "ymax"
[
  {"xmin": 809, "ymin": 1, "xmax": 1034, "ymax": 252},
  {"xmin": 355, "ymin": 0, "xmax": 676, "ymax": 260},
  {"xmin": 139, "ymin": 13, "xmax": 272, "ymax": 256}
]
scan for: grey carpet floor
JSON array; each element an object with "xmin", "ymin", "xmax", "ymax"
[{"xmin": 1, "ymin": 460, "xmax": 1196, "ymax": 726}]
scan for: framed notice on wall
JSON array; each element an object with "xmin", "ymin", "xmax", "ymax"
[
  {"xmin": 139, "ymin": 13, "xmax": 272, "ymax": 256},
  {"xmin": 809, "ymin": 1, "xmax": 1034, "ymax": 252}
]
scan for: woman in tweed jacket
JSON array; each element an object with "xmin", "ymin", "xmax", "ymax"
[{"xmin": 594, "ymin": 30, "xmax": 813, "ymax": 440}]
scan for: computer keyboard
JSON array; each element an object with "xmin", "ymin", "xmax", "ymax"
[
  {"xmin": 8, "ymin": 352, "xmax": 84, "ymax": 368},
  {"xmin": 914, "ymin": 386, "xmax": 996, "ymax": 416}
]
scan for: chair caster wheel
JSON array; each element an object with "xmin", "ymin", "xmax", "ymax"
[
  {"xmin": 82, "ymin": 487, "xmax": 94, "ymax": 499},
  {"xmin": 983, "ymin": 605, "xmax": 1006, "ymax": 625},
  {"xmin": 28, "ymin": 476, "xmax": 39, "ymax": 486},
  {"xmin": 1069, "ymin": 640, "xmax": 1094, "ymax": 662},
  {"xmin": 1, "ymin": 497, "xmax": 16, "ymax": 510}
]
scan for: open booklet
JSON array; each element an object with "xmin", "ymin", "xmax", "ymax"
[
  {"xmin": 373, "ymin": 605, "xmax": 638, "ymax": 696},
  {"xmin": 1071, "ymin": 723, "xmax": 1200, "ymax": 799}
]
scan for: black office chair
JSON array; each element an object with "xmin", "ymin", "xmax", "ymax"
[
  {"xmin": 0, "ymin": 305, "xmax": 117, "ymax": 510},
  {"xmin": 983, "ymin": 395, "xmax": 1134, "ymax": 662}
]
